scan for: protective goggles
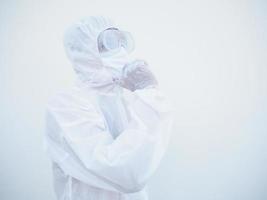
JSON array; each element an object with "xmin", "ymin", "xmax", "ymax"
[{"xmin": 98, "ymin": 28, "xmax": 134, "ymax": 56}]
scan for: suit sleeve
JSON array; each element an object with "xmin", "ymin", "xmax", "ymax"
[{"xmin": 44, "ymin": 88, "xmax": 173, "ymax": 194}]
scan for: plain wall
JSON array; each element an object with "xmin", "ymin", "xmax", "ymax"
[{"xmin": 1, "ymin": 0, "xmax": 267, "ymax": 199}]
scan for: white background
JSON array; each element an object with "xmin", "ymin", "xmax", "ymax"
[{"xmin": 1, "ymin": 0, "xmax": 267, "ymax": 199}]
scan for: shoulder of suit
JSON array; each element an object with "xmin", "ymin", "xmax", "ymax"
[{"xmin": 46, "ymin": 86, "xmax": 97, "ymax": 111}]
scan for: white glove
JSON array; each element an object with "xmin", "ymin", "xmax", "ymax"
[{"xmin": 120, "ymin": 60, "xmax": 158, "ymax": 91}]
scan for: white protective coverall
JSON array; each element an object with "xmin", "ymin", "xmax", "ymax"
[{"xmin": 44, "ymin": 16, "xmax": 173, "ymax": 200}]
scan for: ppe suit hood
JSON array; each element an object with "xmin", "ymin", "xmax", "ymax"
[{"xmin": 63, "ymin": 16, "xmax": 122, "ymax": 90}]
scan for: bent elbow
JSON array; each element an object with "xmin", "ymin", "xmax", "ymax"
[
  {"xmin": 116, "ymin": 172, "xmax": 149, "ymax": 193},
  {"xmin": 119, "ymin": 180, "xmax": 146, "ymax": 193}
]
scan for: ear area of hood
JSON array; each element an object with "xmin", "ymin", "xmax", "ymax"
[
  {"xmin": 63, "ymin": 16, "xmax": 122, "ymax": 89},
  {"xmin": 63, "ymin": 16, "xmax": 118, "ymax": 64}
]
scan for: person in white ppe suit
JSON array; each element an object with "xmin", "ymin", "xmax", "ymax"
[{"xmin": 44, "ymin": 16, "xmax": 173, "ymax": 200}]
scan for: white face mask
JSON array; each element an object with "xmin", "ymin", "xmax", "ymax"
[{"xmin": 101, "ymin": 47, "xmax": 132, "ymax": 79}]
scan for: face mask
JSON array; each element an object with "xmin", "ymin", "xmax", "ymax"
[{"xmin": 101, "ymin": 47, "xmax": 132, "ymax": 79}]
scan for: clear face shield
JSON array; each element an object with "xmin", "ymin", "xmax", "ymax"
[{"xmin": 97, "ymin": 28, "xmax": 135, "ymax": 57}]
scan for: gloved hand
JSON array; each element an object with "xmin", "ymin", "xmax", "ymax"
[{"xmin": 119, "ymin": 59, "xmax": 158, "ymax": 91}]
